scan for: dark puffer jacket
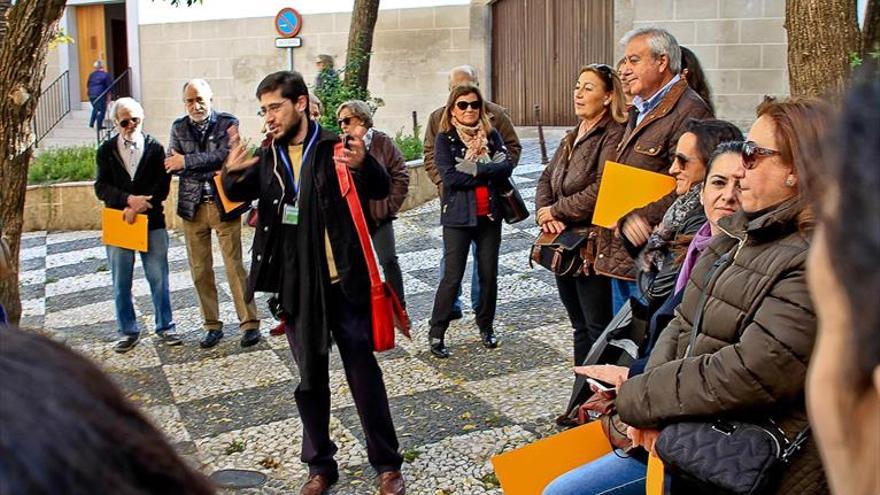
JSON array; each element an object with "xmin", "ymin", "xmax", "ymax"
[
  {"xmin": 168, "ymin": 111, "xmax": 244, "ymax": 221},
  {"xmin": 616, "ymin": 198, "xmax": 828, "ymax": 494}
]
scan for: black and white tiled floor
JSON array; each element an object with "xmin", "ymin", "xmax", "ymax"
[{"xmin": 19, "ymin": 139, "xmax": 582, "ymax": 494}]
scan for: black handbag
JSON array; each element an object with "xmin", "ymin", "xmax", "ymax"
[
  {"xmin": 496, "ymin": 177, "xmax": 529, "ymax": 224},
  {"xmin": 654, "ymin": 252, "xmax": 811, "ymax": 494},
  {"xmin": 529, "ymin": 228, "xmax": 592, "ymax": 277}
]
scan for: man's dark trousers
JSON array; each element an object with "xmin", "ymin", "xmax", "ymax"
[{"xmin": 286, "ymin": 284, "xmax": 403, "ymax": 477}]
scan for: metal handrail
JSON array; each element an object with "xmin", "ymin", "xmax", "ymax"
[
  {"xmin": 95, "ymin": 68, "xmax": 132, "ymax": 144},
  {"xmin": 33, "ymin": 70, "xmax": 71, "ymax": 146}
]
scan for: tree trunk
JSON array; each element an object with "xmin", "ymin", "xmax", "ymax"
[
  {"xmin": 785, "ymin": 0, "xmax": 860, "ymax": 97},
  {"xmin": 0, "ymin": 0, "xmax": 67, "ymax": 326},
  {"xmin": 343, "ymin": 0, "xmax": 380, "ymax": 92},
  {"xmin": 863, "ymin": 0, "xmax": 879, "ymax": 56}
]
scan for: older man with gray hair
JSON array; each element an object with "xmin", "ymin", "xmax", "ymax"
[
  {"xmin": 423, "ymin": 65, "xmax": 521, "ymax": 319},
  {"xmin": 94, "ymin": 97, "xmax": 179, "ymax": 353},
  {"xmin": 603, "ymin": 26, "xmax": 713, "ymax": 312},
  {"xmin": 165, "ymin": 78, "xmax": 260, "ymax": 349}
]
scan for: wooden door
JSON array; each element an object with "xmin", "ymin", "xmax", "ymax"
[
  {"xmin": 77, "ymin": 4, "xmax": 106, "ymax": 102},
  {"xmin": 491, "ymin": 0, "xmax": 615, "ymax": 126}
]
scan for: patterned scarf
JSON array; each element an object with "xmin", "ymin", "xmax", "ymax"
[
  {"xmin": 451, "ymin": 119, "xmax": 489, "ymax": 162},
  {"xmin": 638, "ymin": 183, "xmax": 703, "ymax": 273}
]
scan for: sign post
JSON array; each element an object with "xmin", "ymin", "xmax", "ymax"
[{"xmin": 274, "ymin": 7, "xmax": 303, "ymax": 71}]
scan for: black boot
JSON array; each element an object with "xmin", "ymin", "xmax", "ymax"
[
  {"xmin": 429, "ymin": 327, "xmax": 449, "ymax": 358},
  {"xmin": 480, "ymin": 326, "xmax": 498, "ymax": 349}
]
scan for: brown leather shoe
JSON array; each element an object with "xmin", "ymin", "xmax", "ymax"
[
  {"xmin": 300, "ymin": 474, "xmax": 335, "ymax": 495},
  {"xmin": 377, "ymin": 470, "xmax": 405, "ymax": 495}
]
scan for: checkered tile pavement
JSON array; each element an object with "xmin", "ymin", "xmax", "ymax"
[{"xmin": 18, "ymin": 138, "xmax": 583, "ymax": 494}]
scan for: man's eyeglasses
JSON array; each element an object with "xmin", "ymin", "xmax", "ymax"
[
  {"xmin": 118, "ymin": 117, "xmax": 141, "ymax": 128},
  {"xmin": 257, "ymin": 101, "xmax": 288, "ymax": 117},
  {"xmin": 455, "ymin": 100, "xmax": 481, "ymax": 111},
  {"xmin": 741, "ymin": 140, "xmax": 781, "ymax": 170}
]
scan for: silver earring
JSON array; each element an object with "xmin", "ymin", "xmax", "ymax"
[{"xmin": 785, "ymin": 176, "xmax": 796, "ymax": 187}]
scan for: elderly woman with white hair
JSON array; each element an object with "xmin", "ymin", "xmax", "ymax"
[
  {"xmin": 336, "ymin": 100, "xmax": 410, "ymax": 308},
  {"xmin": 87, "ymin": 59, "xmax": 113, "ymax": 129},
  {"xmin": 94, "ymin": 97, "xmax": 180, "ymax": 353}
]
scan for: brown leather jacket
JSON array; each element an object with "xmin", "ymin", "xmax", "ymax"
[
  {"xmin": 367, "ymin": 129, "xmax": 410, "ymax": 223},
  {"xmin": 423, "ymin": 100, "xmax": 521, "ymax": 187},
  {"xmin": 598, "ymin": 78, "xmax": 713, "ymax": 280},
  {"xmin": 616, "ymin": 198, "xmax": 828, "ymax": 494}
]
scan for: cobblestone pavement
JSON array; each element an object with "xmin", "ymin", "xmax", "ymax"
[{"xmin": 18, "ymin": 138, "xmax": 583, "ymax": 494}]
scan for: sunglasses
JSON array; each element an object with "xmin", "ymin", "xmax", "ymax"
[
  {"xmin": 337, "ymin": 116, "xmax": 355, "ymax": 127},
  {"xmin": 118, "ymin": 117, "xmax": 141, "ymax": 128},
  {"xmin": 741, "ymin": 140, "xmax": 781, "ymax": 170},
  {"xmin": 455, "ymin": 100, "xmax": 481, "ymax": 111}
]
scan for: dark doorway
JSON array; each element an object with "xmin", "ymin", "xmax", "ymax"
[
  {"xmin": 105, "ymin": 3, "xmax": 130, "ymax": 98},
  {"xmin": 491, "ymin": 0, "xmax": 615, "ymax": 126}
]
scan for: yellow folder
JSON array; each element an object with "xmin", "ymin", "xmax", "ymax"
[
  {"xmin": 102, "ymin": 208, "xmax": 148, "ymax": 252},
  {"xmin": 491, "ymin": 420, "xmax": 612, "ymax": 494},
  {"xmin": 592, "ymin": 161, "xmax": 676, "ymax": 228},
  {"xmin": 213, "ymin": 173, "xmax": 245, "ymax": 214},
  {"xmin": 646, "ymin": 453, "xmax": 666, "ymax": 495}
]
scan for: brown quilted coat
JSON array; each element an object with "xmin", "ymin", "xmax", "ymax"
[
  {"xmin": 367, "ymin": 129, "xmax": 410, "ymax": 222},
  {"xmin": 534, "ymin": 114, "xmax": 626, "ymax": 277},
  {"xmin": 616, "ymin": 198, "xmax": 829, "ymax": 494},
  {"xmin": 601, "ymin": 78, "xmax": 713, "ymax": 280}
]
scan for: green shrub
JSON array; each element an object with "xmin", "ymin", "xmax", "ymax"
[
  {"xmin": 29, "ymin": 145, "xmax": 96, "ymax": 185},
  {"xmin": 393, "ymin": 126, "xmax": 423, "ymax": 162}
]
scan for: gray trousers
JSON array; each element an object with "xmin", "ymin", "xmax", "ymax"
[{"xmin": 371, "ymin": 220, "xmax": 406, "ymax": 308}]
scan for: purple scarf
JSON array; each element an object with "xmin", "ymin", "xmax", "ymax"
[{"xmin": 674, "ymin": 222, "xmax": 714, "ymax": 294}]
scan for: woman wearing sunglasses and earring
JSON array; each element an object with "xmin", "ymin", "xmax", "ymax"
[{"xmin": 428, "ymin": 84, "xmax": 513, "ymax": 359}]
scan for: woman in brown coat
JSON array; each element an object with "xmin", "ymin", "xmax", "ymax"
[
  {"xmin": 613, "ymin": 97, "xmax": 832, "ymax": 494},
  {"xmin": 337, "ymin": 100, "xmax": 410, "ymax": 308},
  {"xmin": 535, "ymin": 64, "xmax": 627, "ymax": 367}
]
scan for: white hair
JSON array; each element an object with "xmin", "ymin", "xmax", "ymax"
[
  {"xmin": 620, "ymin": 26, "xmax": 682, "ymax": 74},
  {"xmin": 182, "ymin": 78, "xmax": 213, "ymax": 98},
  {"xmin": 448, "ymin": 65, "xmax": 479, "ymax": 88},
  {"xmin": 93, "ymin": 60, "xmax": 104, "ymax": 69},
  {"xmin": 111, "ymin": 97, "xmax": 145, "ymax": 121}
]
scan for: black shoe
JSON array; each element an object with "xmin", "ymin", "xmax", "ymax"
[
  {"xmin": 429, "ymin": 337, "xmax": 449, "ymax": 359},
  {"xmin": 200, "ymin": 329, "xmax": 224, "ymax": 349},
  {"xmin": 449, "ymin": 309, "xmax": 463, "ymax": 321},
  {"xmin": 480, "ymin": 328, "xmax": 498, "ymax": 349},
  {"xmin": 157, "ymin": 331, "xmax": 183, "ymax": 346},
  {"xmin": 240, "ymin": 328, "xmax": 261, "ymax": 347},
  {"xmin": 114, "ymin": 335, "xmax": 140, "ymax": 353}
]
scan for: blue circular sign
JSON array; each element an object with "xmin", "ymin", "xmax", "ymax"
[{"xmin": 275, "ymin": 8, "xmax": 302, "ymax": 38}]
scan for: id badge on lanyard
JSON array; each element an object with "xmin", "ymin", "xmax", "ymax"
[{"xmin": 278, "ymin": 124, "xmax": 319, "ymax": 226}]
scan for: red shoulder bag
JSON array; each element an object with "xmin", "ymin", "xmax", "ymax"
[{"xmin": 333, "ymin": 142, "xmax": 411, "ymax": 351}]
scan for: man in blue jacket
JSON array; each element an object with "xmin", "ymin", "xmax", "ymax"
[
  {"xmin": 165, "ymin": 79, "xmax": 259, "ymax": 349},
  {"xmin": 87, "ymin": 60, "xmax": 113, "ymax": 129}
]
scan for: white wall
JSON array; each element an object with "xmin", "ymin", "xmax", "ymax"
[{"xmin": 137, "ymin": 0, "xmax": 469, "ymax": 25}]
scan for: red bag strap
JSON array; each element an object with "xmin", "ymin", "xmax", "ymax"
[{"xmin": 333, "ymin": 142, "xmax": 383, "ymax": 291}]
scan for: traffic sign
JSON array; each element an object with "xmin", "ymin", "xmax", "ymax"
[
  {"xmin": 275, "ymin": 37, "xmax": 302, "ymax": 48},
  {"xmin": 274, "ymin": 7, "xmax": 302, "ymax": 38}
]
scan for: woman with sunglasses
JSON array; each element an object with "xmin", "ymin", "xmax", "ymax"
[
  {"xmin": 535, "ymin": 64, "xmax": 627, "ymax": 371},
  {"xmin": 620, "ymin": 118, "xmax": 742, "ymax": 316},
  {"xmin": 428, "ymin": 84, "xmax": 513, "ymax": 358},
  {"xmin": 94, "ymin": 98, "xmax": 179, "ymax": 353},
  {"xmin": 336, "ymin": 100, "xmax": 410, "ymax": 310}
]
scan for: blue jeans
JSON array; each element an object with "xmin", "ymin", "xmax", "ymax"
[
  {"xmin": 89, "ymin": 96, "xmax": 107, "ymax": 129},
  {"xmin": 542, "ymin": 452, "xmax": 646, "ymax": 495},
  {"xmin": 439, "ymin": 241, "xmax": 480, "ymax": 313},
  {"xmin": 611, "ymin": 279, "xmax": 639, "ymax": 315},
  {"xmin": 106, "ymin": 228, "xmax": 174, "ymax": 336}
]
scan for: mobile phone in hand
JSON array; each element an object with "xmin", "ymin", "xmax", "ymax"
[{"xmin": 587, "ymin": 377, "xmax": 616, "ymax": 393}]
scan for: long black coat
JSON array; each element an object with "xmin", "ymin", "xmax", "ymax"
[{"xmin": 221, "ymin": 123, "xmax": 389, "ymax": 307}]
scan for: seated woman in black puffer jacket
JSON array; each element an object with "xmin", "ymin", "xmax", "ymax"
[{"xmin": 427, "ymin": 83, "xmax": 513, "ymax": 359}]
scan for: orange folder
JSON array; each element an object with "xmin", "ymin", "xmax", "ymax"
[
  {"xmin": 491, "ymin": 420, "xmax": 612, "ymax": 494},
  {"xmin": 592, "ymin": 161, "xmax": 676, "ymax": 228},
  {"xmin": 213, "ymin": 174, "xmax": 245, "ymax": 215},
  {"xmin": 102, "ymin": 208, "xmax": 148, "ymax": 252},
  {"xmin": 646, "ymin": 453, "xmax": 666, "ymax": 495}
]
